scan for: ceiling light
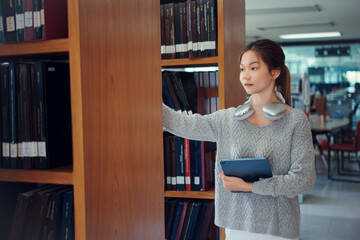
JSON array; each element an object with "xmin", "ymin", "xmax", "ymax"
[
  {"xmin": 279, "ymin": 32, "xmax": 341, "ymax": 39},
  {"xmin": 258, "ymin": 21, "xmax": 334, "ymax": 31},
  {"xmin": 247, "ymin": 5, "xmax": 320, "ymax": 15}
]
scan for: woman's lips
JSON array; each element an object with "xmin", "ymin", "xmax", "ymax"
[{"xmin": 244, "ymin": 83, "xmax": 253, "ymax": 87}]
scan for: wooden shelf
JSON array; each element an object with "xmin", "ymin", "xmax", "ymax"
[
  {"xmin": 0, "ymin": 38, "xmax": 69, "ymax": 56},
  {"xmin": 162, "ymin": 56, "xmax": 218, "ymax": 67},
  {"xmin": 165, "ymin": 188, "xmax": 215, "ymax": 199},
  {"xmin": 0, "ymin": 165, "xmax": 73, "ymax": 185}
]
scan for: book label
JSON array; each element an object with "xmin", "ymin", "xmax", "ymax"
[
  {"xmin": 172, "ymin": 177, "xmax": 177, "ymax": 185},
  {"xmin": 177, "ymin": 176, "xmax": 184, "ymax": 184},
  {"xmin": 23, "ymin": 142, "xmax": 31, "ymax": 157},
  {"xmin": 185, "ymin": 176, "xmax": 191, "ymax": 184},
  {"xmin": 33, "ymin": 11, "xmax": 41, "ymax": 27},
  {"xmin": 18, "ymin": 143, "xmax": 23, "ymax": 158},
  {"xmin": 10, "ymin": 143, "xmax": 17, "ymax": 157},
  {"xmin": 25, "ymin": 12, "xmax": 33, "ymax": 27},
  {"xmin": 6, "ymin": 16, "xmax": 15, "ymax": 32},
  {"xmin": 2, "ymin": 143, "xmax": 10, "ymax": 157},
  {"xmin": 15, "ymin": 13, "xmax": 24, "ymax": 29},
  {"xmin": 31, "ymin": 142, "xmax": 38, "ymax": 157},
  {"xmin": 40, "ymin": 9, "xmax": 44, "ymax": 25},
  {"xmin": 167, "ymin": 176, "xmax": 171, "ymax": 184},
  {"xmin": 38, "ymin": 141, "xmax": 46, "ymax": 157},
  {"xmin": 0, "ymin": 18, "xmax": 3, "ymax": 31},
  {"xmin": 195, "ymin": 177, "xmax": 200, "ymax": 185}
]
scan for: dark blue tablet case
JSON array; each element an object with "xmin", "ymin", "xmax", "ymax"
[{"xmin": 220, "ymin": 158, "xmax": 272, "ymax": 183}]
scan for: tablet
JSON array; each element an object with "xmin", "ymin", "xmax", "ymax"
[{"xmin": 220, "ymin": 158, "xmax": 272, "ymax": 183}]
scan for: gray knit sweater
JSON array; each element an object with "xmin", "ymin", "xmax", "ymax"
[{"xmin": 162, "ymin": 103, "xmax": 316, "ymax": 239}]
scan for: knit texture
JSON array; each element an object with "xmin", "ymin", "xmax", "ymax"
[{"xmin": 162, "ymin": 103, "xmax": 316, "ymax": 239}]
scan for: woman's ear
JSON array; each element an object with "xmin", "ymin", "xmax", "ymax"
[{"xmin": 271, "ymin": 68, "xmax": 281, "ymax": 80}]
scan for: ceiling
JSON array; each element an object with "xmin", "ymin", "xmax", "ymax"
[
  {"xmin": 245, "ymin": 0, "xmax": 360, "ymax": 44},
  {"xmin": 245, "ymin": 0, "xmax": 360, "ymax": 69}
]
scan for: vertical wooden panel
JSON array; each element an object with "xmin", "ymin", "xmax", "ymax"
[
  {"xmin": 68, "ymin": 0, "xmax": 87, "ymax": 239},
  {"xmin": 218, "ymin": 0, "xmax": 246, "ymax": 109},
  {"xmin": 77, "ymin": 0, "xmax": 163, "ymax": 239}
]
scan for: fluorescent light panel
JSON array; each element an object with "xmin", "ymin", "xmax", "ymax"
[
  {"xmin": 258, "ymin": 21, "xmax": 334, "ymax": 31},
  {"xmin": 247, "ymin": 5, "xmax": 320, "ymax": 15},
  {"xmin": 279, "ymin": 32, "xmax": 341, "ymax": 39}
]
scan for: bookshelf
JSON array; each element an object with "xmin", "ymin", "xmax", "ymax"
[
  {"xmin": 162, "ymin": 0, "xmax": 246, "ymax": 239},
  {"xmin": 0, "ymin": 0, "xmax": 164, "ymax": 239}
]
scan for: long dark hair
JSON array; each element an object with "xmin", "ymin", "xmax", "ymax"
[{"xmin": 239, "ymin": 39, "xmax": 291, "ymax": 105}]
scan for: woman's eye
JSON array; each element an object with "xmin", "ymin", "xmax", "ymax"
[
  {"xmin": 252, "ymin": 67, "xmax": 257, "ymax": 70},
  {"xmin": 240, "ymin": 68, "xmax": 245, "ymax": 72}
]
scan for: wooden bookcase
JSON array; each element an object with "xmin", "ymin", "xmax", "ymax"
[
  {"xmin": 162, "ymin": 0, "xmax": 246, "ymax": 239},
  {"xmin": 0, "ymin": 0, "xmax": 164, "ymax": 239}
]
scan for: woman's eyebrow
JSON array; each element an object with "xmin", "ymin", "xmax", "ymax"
[{"xmin": 240, "ymin": 61, "xmax": 259, "ymax": 66}]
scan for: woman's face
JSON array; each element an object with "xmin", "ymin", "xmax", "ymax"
[{"xmin": 239, "ymin": 50, "xmax": 277, "ymax": 95}]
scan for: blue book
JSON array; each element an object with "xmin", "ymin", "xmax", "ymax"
[
  {"xmin": 190, "ymin": 140, "xmax": 203, "ymax": 191},
  {"xmin": 169, "ymin": 202, "xmax": 184, "ymax": 240},
  {"xmin": 60, "ymin": 190, "xmax": 74, "ymax": 240},
  {"xmin": 184, "ymin": 202, "xmax": 201, "ymax": 240},
  {"xmin": 175, "ymin": 136, "xmax": 185, "ymax": 191}
]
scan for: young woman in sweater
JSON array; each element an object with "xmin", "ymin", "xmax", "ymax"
[{"xmin": 162, "ymin": 39, "xmax": 315, "ymax": 240}]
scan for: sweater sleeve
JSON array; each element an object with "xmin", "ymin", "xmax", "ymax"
[
  {"xmin": 252, "ymin": 115, "xmax": 316, "ymax": 198},
  {"xmin": 162, "ymin": 103, "xmax": 219, "ymax": 142}
]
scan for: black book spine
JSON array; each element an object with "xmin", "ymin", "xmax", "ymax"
[
  {"xmin": 0, "ymin": 64, "xmax": 10, "ymax": 168},
  {"xmin": 9, "ymin": 62, "xmax": 18, "ymax": 169},
  {"xmin": 34, "ymin": 61, "xmax": 46, "ymax": 169},
  {"xmin": 33, "ymin": 0, "xmax": 42, "ymax": 39},
  {"xmin": 42, "ymin": 61, "xmax": 72, "ymax": 169}
]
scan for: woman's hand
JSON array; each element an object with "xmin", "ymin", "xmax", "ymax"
[{"xmin": 218, "ymin": 173, "xmax": 253, "ymax": 192}]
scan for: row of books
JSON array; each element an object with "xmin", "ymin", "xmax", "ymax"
[
  {"xmin": 0, "ymin": 0, "xmax": 68, "ymax": 43},
  {"xmin": 8, "ymin": 185, "xmax": 74, "ymax": 240},
  {"xmin": 0, "ymin": 61, "xmax": 72, "ymax": 170},
  {"xmin": 164, "ymin": 133, "xmax": 216, "ymax": 191},
  {"xmin": 165, "ymin": 198, "xmax": 219, "ymax": 240},
  {"xmin": 162, "ymin": 70, "xmax": 219, "ymax": 115},
  {"xmin": 161, "ymin": 0, "xmax": 217, "ymax": 59}
]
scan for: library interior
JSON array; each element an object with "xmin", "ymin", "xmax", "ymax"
[{"xmin": 0, "ymin": 0, "xmax": 359, "ymax": 239}]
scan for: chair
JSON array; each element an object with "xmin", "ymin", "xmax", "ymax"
[{"xmin": 329, "ymin": 121, "xmax": 360, "ymax": 176}]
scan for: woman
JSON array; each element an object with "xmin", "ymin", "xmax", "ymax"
[{"xmin": 162, "ymin": 39, "xmax": 315, "ymax": 240}]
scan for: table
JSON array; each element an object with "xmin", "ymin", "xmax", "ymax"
[{"xmin": 309, "ymin": 115, "xmax": 350, "ymax": 178}]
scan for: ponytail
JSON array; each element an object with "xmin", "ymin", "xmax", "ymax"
[{"xmin": 276, "ymin": 65, "xmax": 291, "ymax": 105}]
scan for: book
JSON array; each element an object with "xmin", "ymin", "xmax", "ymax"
[
  {"xmin": 0, "ymin": 1, "xmax": 4, "ymax": 43},
  {"xmin": 199, "ymin": 201, "xmax": 214, "ymax": 240},
  {"xmin": 163, "ymin": 71, "xmax": 181, "ymax": 111},
  {"xmin": 174, "ymin": 201, "xmax": 188, "ymax": 240},
  {"xmin": 175, "ymin": 136, "xmax": 185, "ymax": 191},
  {"xmin": 33, "ymin": 0, "xmax": 41, "ymax": 39},
  {"xmin": 169, "ymin": 201, "xmax": 184, "ymax": 240},
  {"xmin": 162, "ymin": 74, "xmax": 175, "ymax": 110},
  {"xmin": 14, "ymin": 0, "xmax": 24, "ymax": 41},
  {"xmin": 23, "ymin": 0, "xmax": 34, "ymax": 41},
  {"xmin": 1, "ymin": 0, "xmax": 17, "ymax": 42},
  {"xmin": 160, "ymin": 5, "xmax": 165, "ymax": 58},
  {"xmin": 41, "ymin": 0, "xmax": 68, "ymax": 40},
  {"xmin": 0, "ymin": 64, "xmax": 10, "ymax": 168},
  {"xmin": 9, "ymin": 62, "xmax": 17, "ymax": 169},
  {"xmin": 60, "ymin": 190, "xmax": 74, "ymax": 240},
  {"xmin": 163, "ymin": 133, "xmax": 173, "ymax": 191},
  {"xmin": 173, "ymin": 3, "xmax": 181, "ymax": 59},
  {"xmin": 41, "ymin": 61, "xmax": 73, "ymax": 169},
  {"xmin": 183, "ymin": 201, "xmax": 201, "ymax": 240}
]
